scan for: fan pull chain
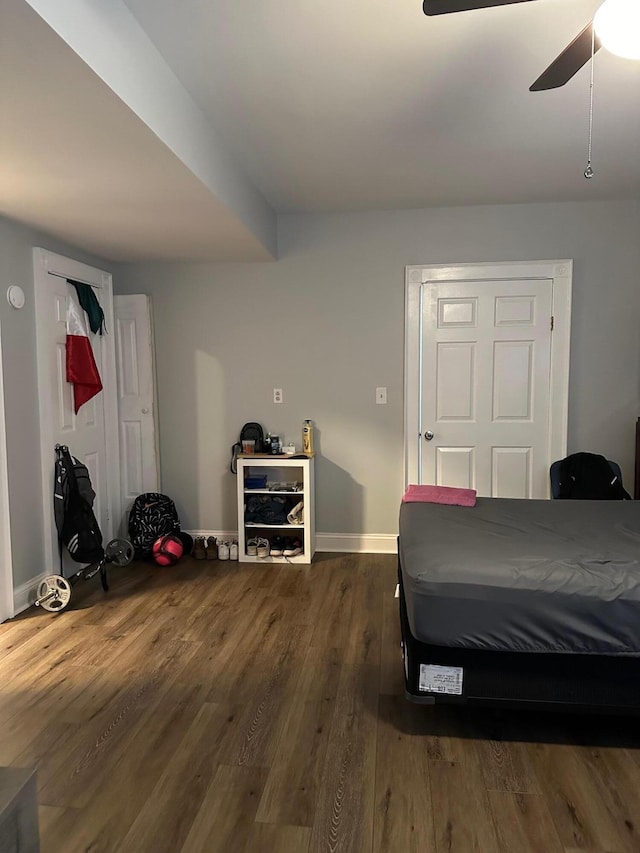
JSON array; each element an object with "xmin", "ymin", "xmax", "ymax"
[{"xmin": 584, "ymin": 25, "xmax": 596, "ymax": 179}]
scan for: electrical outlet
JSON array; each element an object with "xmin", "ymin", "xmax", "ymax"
[
  {"xmin": 273, "ymin": 388, "xmax": 283, "ymax": 404},
  {"xmin": 376, "ymin": 387, "xmax": 387, "ymax": 404}
]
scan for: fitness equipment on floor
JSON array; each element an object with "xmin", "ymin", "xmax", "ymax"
[{"xmin": 35, "ymin": 537, "xmax": 134, "ymax": 612}]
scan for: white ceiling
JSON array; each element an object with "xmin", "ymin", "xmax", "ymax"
[
  {"xmin": 0, "ymin": 0, "xmax": 274, "ymax": 262},
  {"xmin": 123, "ymin": 0, "xmax": 640, "ymax": 210},
  {"xmin": 2, "ymin": 0, "xmax": 640, "ymax": 261}
]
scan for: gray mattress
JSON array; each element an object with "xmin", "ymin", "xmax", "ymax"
[{"xmin": 399, "ymin": 498, "xmax": 640, "ymax": 656}]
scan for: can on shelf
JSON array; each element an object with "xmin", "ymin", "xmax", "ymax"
[{"xmin": 302, "ymin": 420, "xmax": 314, "ymax": 454}]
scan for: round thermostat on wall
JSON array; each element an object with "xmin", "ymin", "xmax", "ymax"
[{"xmin": 7, "ymin": 285, "xmax": 25, "ymax": 309}]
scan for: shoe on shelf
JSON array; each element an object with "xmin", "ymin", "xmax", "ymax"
[
  {"xmin": 230, "ymin": 541, "xmax": 238, "ymax": 561},
  {"xmin": 206, "ymin": 536, "xmax": 218, "ymax": 560},
  {"xmin": 287, "ymin": 501, "xmax": 304, "ymax": 525},
  {"xmin": 246, "ymin": 537, "xmax": 259, "ymax": 557},
  {"xmin": 218, "ymin": 540, "xmax": 230, "ymax": 561},
  {"xmin": 256, "ymin": 537, "xmax": 270, "ymax": 558},
  {"xmin": 193, "ymin": 536, "xmax": 206, "ymax": 560},
  {"xmin": 283, "ymin": 537, "xmax": 303, "ymax": 557},
  {"xmin": 269, "ymin": 535, "xmax": 285, "ymax": 557}
]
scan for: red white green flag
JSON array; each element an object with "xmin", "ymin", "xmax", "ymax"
[{"xmin": 66, "ymin": 292, "xmax": 102, "ymax": 413}]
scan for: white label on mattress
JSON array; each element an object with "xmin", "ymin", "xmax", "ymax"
[{"xmin": 419, "ymin": 664, "xmax": 464, "ymax": 695}]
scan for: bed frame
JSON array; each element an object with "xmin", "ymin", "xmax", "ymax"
[
  {"xmin": 398, "ymin": 557, "xmax": 640, "ymax": 714},
  {"xmin": 400, "ymin": 421, "xmax": 640, "ymax": 714}
]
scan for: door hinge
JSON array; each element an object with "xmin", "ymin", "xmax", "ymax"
[{"xmin": 550, "ymin": 315, "xmax": 554, "ymax": 332}]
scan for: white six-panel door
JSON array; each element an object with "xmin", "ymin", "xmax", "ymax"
[
  {"xmin": 34, "ymin": 249, "xmax": 120, "ymax": 578},
  {"xmin": 405, "ymin": 260, "xmax": 572, "ymax": 499},
  {"xmin": 421, "ymin": 278, "xmax": 552, "ymax": 497},
  {"xmin": 114, "ymin": 294, "xmax": 159, "ymax": 533}
]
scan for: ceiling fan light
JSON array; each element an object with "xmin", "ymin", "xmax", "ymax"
[{"xmin": 593, "ymin": 0, "xmax": 640, "ymax": 60}]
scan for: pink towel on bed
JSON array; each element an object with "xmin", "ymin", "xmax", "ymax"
[{"xmin": 402, "ymin": 484, "xmax": 477, "ymax": 507}]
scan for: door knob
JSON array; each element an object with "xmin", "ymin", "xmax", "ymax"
[
  {"xmin": 424, "ymin": 430, "xmax": 434, "ymax": 441},
  {"xmin": 141, "ymin": 408, "xmax": 149, "ymax": 414}
]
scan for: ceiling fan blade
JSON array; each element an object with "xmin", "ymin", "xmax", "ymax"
[
  {"xmin": 423, "ymin": 0, "xmax": 534, "ymax": 15},
  {"xmin": 530, "ymin": 23, "xmax": 601, "ymax": 91}
]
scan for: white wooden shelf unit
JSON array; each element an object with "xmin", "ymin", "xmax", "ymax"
[{"xmin": 236, "ymin": 454, "xmax": 315, "ymax": 564}]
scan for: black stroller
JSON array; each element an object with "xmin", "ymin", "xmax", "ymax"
[{"xmin": 35, "ymin": 445, "xmax": 134, "ymax": 613}]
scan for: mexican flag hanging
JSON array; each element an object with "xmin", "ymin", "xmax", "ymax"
[{"xmin": 66, "ymin": 291, "xmax": 103, "ymax": 413}]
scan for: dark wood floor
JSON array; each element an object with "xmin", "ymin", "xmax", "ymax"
[{"xmin": 3, "ymin": 553, "xmax": 640, "ymax": 852}]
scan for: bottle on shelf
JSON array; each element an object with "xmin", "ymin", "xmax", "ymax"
[
  {"xmin": 264, "ymin": 433, "xmax": 271, "ymax": 454},
  {"xmin": 302, "ymin": 419, "xmax": 314, "ymax": 454}
]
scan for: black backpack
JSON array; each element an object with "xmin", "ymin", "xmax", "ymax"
[
  {"xmin": 230, "ymin": 422, "xmax": 265, "ymax": 473},
  {"xmin": 557, "ymin": 452, "xmax": 631, "ymax": 500},
  {"xmin": 54, "ymin": 445, "xmax": 104, "ymax": 565},
  {"xmin": 128, "ymin": 492, "xmax": 181, "ymax": 557}
]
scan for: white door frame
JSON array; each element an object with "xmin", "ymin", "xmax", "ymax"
[
  {"xmin": 33, "ymin": 248, "xmax": 121, "ymax": 576},
  {"xmin": 404, "ymin": 260, "xmax": 572, "ymax": 490},
  {"xmin": 0, "ymin": 322, "xmax": 14, "ymax": 622}
]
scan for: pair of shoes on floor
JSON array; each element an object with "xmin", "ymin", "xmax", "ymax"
[
  {"xmin": 206, "ymin": 536, "xmax": 218, "ymax": 560},
  {"xmin": 218, "ymin": 540, "xmax": 238, "ymax": 561},
  {"xmin": 269, "ymin": 535, "xmax": 303, "ymax": 558},
  {"xmin": 192, "ymin": 536, "xmax": 206, "ymax": 560}
]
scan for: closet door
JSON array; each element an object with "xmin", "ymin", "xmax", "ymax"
[{"xmin": 114, "ymin": 294, "xmax": 159, "ymax": 532}]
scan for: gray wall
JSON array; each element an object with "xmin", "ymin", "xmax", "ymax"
[
  {"xmin": 0, "ymin": 215, "xmax": 115, "ymax": 588},
  {"xmin": 115, "ymin": 199, "xmax": 640, "ymax": 536}
]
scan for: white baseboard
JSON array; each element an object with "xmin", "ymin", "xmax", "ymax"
[
  {"xmin": 188, "ymin": 530, "xmax": 236, "ymax": 542},
  {"xmin": 13, "ymin": 572, "xmax": 48, "ymax": 616},
  {"xmin": 186, "ymin": 530, "xmax": 398, "ymax": 554},
  {"xmin": 188, "ymin": 531, "xmax": 397, "ymax": 555},
  {"xmin": 13, "ymin": 531, "xmax": 398, "ymax": 615},
  {"xmin": 316, "ymin": 533, "xmax": 397, "ymax": 554}
]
